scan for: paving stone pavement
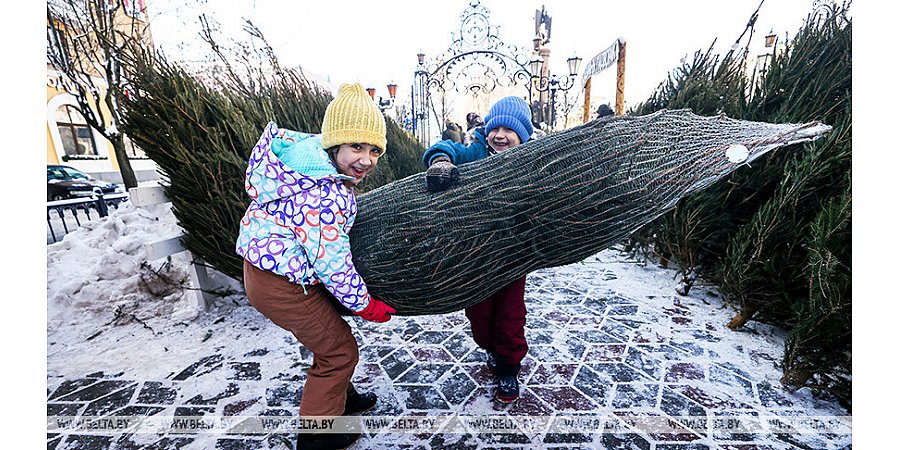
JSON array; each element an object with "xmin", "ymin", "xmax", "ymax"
[{"xmin": 47, "ymin": 252, "xmax": 851, "ymax": 449}]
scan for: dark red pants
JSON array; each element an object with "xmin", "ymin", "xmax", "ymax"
[{"xmin": 464, "ymin": 276, "xmax": 528, "ymax": 367}]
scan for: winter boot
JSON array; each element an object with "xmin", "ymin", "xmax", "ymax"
[
  {"xmin": 485, "ymin": 350, "xmax": 498, "ymax": 372},
  {"xmin": 344, "ymin": 389, "xmax": 377, "ymax": 415},
  {"xmin": 495, "ymin": 360, "xmax": 521, "ymax": 403},
  {"xmin": 296, "ymin": 431, "xmax": 360, "ymax": 450}
]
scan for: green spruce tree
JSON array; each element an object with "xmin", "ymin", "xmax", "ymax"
[{"xmin": 628, "ymin": 2, "xmax": 851, "ymax": 405}]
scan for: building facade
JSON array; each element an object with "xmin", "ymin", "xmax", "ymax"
[{"xmin": 46, "ymin": 0, "xmax": 159, "ymax": 184}]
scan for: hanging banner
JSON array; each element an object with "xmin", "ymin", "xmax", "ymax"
[{"xmin": 581, "ymin": 38, "xmax": 623, "ymax": 88}]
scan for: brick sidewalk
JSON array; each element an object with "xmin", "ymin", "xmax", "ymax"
[{"xmin": 47, "ymin": 252, "xmax": 851, "ymax": 449}]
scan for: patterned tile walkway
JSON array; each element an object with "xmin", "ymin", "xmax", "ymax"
[{"xmin": 47, "ymin": 251, "xmax": 851, "ymax": 449}]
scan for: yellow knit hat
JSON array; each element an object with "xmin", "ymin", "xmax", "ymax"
[{"xmin": 321, "ymin": 83, "xmax": 387, "ymax": 152}]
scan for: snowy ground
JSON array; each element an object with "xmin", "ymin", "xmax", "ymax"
[{"xmin": 46, "ymin": 203, "xmax": 851, "ymax": 449}]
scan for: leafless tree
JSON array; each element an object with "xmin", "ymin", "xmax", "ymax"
[{"xmin": 46, "ymin": 0, "xmax": 151, "ymax": 188}]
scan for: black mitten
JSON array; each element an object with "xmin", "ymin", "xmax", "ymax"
[{"xmin": 425, "ymin": 157, "xmax": 459, "ymax": 192}]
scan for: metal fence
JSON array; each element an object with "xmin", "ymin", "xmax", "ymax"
[{"xmin": 47, "ymin": 189, "xmax": 130, "ymax": 244}]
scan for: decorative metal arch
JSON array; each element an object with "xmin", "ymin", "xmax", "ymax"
[{"xmin": 411, "ymin": 0, "xmax": 534, "ymax": 146}]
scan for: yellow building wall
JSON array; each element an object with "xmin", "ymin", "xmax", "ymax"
[
  {"xmin": 47, "ymin": 2, "xmax": 152, "ymax": 172},
  {"xmin": 46, "ymin": 126, "xmax": 59, "ymax": 165},
  {"xmin": 47, "ymin": 74, "xmax": 121, "ymax": 171},
  {"xmin": 46, "ymin": 83, "xmax": 60, "ymax": 164}
]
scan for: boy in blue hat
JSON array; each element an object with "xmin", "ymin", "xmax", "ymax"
[{"xmin": 422, "ymin": 96, "xmax": 534, "ymax": 403}]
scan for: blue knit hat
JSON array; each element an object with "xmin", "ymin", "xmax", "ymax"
[{"xmin": 484, "ymin": 96, "xmax": 534, "ymax": 144}]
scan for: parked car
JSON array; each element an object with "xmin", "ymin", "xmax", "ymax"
[{"xmin": 47, "ymin": 165, "xmax": 125, "ymax": 201}]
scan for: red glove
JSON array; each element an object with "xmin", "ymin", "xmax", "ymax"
[{"xmin": 356, "ymin": 297, "xmax": 396, "ymax": 323}]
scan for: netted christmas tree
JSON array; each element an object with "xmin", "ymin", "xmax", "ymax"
[
  {"xmin": 348, "ymin": 111, "xmax": 828, "ymax": 314},
  {"xmin": 629, "ymin": 2, "xmax": 851, "ymax": 407}
]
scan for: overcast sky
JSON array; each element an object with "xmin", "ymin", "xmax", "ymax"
[{"xmin": 146, "ymin": 0, "xmax": 821, "ymax": 113}]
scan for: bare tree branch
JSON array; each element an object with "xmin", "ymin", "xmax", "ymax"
[{"xmin": 46, "ymin": 0, "xmax": 150, "ymax": 188}]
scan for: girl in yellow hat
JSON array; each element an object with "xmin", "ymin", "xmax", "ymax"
[{"xmin": 236, "ymin": 83, "xmax": 394, "ymax": 450}]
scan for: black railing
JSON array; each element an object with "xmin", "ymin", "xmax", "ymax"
[{"xmin": 47, "ymin": 189, "xmax": 129, "ymax": 244}]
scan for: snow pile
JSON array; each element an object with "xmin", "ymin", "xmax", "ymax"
[{"xmin": 46, "ymin": 201, "xmax": 214, "ymax": 327}]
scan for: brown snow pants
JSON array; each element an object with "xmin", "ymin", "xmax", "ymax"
[{"xmin": 243, "ymin": 260, "xmax": 359, "ymax": 417}]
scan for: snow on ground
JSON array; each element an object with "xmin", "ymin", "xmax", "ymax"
[
  {"xmin": 46, "ymin": 203, "xmax": 851, "ymax": 449},
  {"xmin": 46, "ymin": 201, "xmax": 205, "ymax": 326}
]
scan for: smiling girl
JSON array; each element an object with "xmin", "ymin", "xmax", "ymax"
[{"xmin": 236, "ymin": 83, "xmax": 394, "ymax": 450}]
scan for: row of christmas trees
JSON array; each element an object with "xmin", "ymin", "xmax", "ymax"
[{"xmin": 629, "ymin": 2, "xmax": 851, "ymax": 407}]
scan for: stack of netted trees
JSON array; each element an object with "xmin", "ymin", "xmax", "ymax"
[{"xmin": 629, "ymin": 3, "xmax": 851, "ymax": 408}]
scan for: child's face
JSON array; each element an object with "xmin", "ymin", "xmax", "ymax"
[
  {"xmin": 487, "ymin": 126, "xmax": 522, "ymax": 152},
  {"xmin": 335, "ymin": 143, "xmax": 383, "ymax": 184}
]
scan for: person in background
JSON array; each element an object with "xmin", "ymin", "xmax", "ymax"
[
  {"xmin": 236, "ymin": 83, "xmax": 396, "ymax": 450},
  {"xmin": 442, "ymin": 119, "xmax": 463, "ymax": 143},
  {"xmin": 463, "ymin": 111, "xmax": 484, "ymax": 145},
  {"xmin": 421, "ymin": 96, "xmax": 535, "ymax": 403},
  {"xmin": 531, "ymin": 120, "xmax": 547, "ymax": 139},
  {"xmin": 595, "ymin": 103, "xmax": 614, "ymax": 119}
]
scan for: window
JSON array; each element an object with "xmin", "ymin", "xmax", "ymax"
[
  {"xmin": 62, "ymin": 167, "xmax": 90, "ymax": 180},
  {"xmin": 47, "ymin": 23, "xmax": 70, "ymax": 69},
  {"xmin": 55, "ymin": 105, "xmax": 98, "ymax": 157},
  {"xmin": 47, "ymin": 167, "xmax": 66, "ymax": 181},
  {"xmin": 47, "ymin": 166, "xmax": 90, "ymax": 181}
]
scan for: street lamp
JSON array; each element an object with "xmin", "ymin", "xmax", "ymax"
[
  {"xmin": 530, "ymin": 53, "xmax": 582, "ymax": 130},
  {"xmin": 366, "ymin": 83, "xmax": 398, "ymax": 111},
  {"xmin": 757, "ymin": 30, "xmax": 778, "ymax": 81},
  {"xmin": 566, "ymin": 53, "xmax": 582, "ymax": 77},
  {"xmin": 412, "ymin": 51, "xmax": 430, "ymax": 145},
  {"xmin": 750, "ymin": 29, "xmax": 778, "ymax": 102},
  {"xmin": 764, "ymin": 29, "xmax": 777, "ymax": 48}
]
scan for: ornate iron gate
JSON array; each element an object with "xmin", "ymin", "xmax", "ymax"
[{"xmin": 411, "ymin": 0, "xmax": 534, "ymax": 147}]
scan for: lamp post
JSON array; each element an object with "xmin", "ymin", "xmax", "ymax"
[
  {"xmin": 412, "ymin": 51, "xmax": 430, "ymax": 145},
  {"xmin": 749, "ymin": 29, "xmax": 778, "ymax": 102},
  {"xmin": 758, "ymin": 29, "xmax": 778, "ymax": 78},
  {"xmin": 530, "ymin": 52, "xmax": 581, "ymax": 131},
  {"xmin": 366, "ymin": 83, "xmax": 398, "ymax": 112}
]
